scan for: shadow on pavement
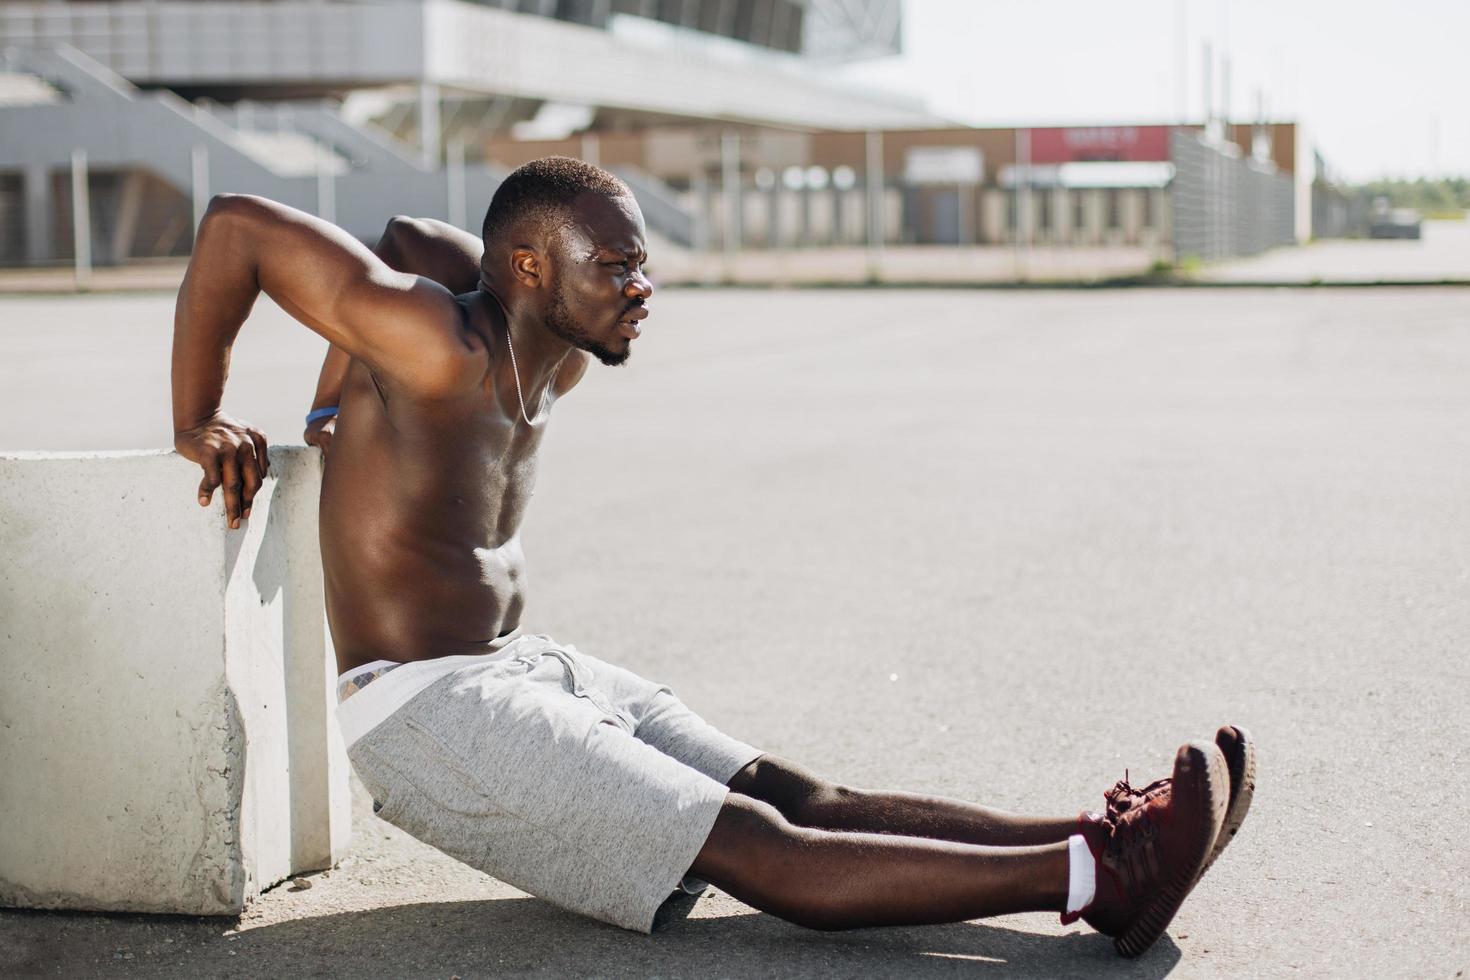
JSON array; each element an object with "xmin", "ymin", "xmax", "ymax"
[
  {"xmin": 2, "ymin": 893, "xmax": 1184, "ymax": 978},
  {"xmin": 236, "ymin": 896, "xmax": 1179, "ymax": 978}
]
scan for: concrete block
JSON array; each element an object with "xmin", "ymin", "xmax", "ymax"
[{"xmin": 0, "ymin": 447, "xmax": 349, "ymax": 915}]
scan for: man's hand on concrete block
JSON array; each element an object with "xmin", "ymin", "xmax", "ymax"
[{"xmin": 174, "ymin": 411, "xmax": 270, "ymax": 529}]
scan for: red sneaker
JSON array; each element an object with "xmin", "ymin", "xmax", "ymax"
[
  {"xmin": 1068, "ymin": 741, "xmax": 1228, "ymax": 958},
  {"xmin": 1103, "ymin": 725, "xmax": 1255, "ymax": 876}
]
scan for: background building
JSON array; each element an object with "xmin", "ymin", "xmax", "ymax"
[
  {"xmin": 0, "ymin": 0, "xmax": 930, "ymax": 266},
  {"xmin": 0, "ymin": 0, "xmax": 1312, "ymax": 276},
  {"xmin": 492, "ymin": 120, "xmax": 1302, "ymax": 261}
]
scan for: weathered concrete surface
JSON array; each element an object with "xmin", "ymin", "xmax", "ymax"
[
  {"xmin": 0, "ymin": 287, "xmax": 1466, "ymax": 976},
  {"xmin": 0, "ymin": 447, "xmax": 349, "ymax": 915}
]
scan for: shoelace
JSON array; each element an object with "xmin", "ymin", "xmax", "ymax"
[
  {"xmin": 1101, "ymin": 771, "xmax": 1170, "ymax": 898},
  {"xmin": 1105, "ymin": 769, "xmax": 1172, "ymax": 817}
]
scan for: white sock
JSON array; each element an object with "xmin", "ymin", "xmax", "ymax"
[{"xmin": 1065, "ymin": 834, "xmax": 1096, "ymax": 916}]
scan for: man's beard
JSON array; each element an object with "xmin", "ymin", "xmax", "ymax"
[{"xmin": 545, "ymin": 282, "xmax": 629, "ymax": 367}]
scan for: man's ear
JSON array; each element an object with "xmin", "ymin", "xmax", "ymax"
[{"xmin": 510, "ymin": 247, "xmax": 543, "ymax": 289}]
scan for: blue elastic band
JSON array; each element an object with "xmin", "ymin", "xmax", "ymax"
[{"xmin": 305, "ymin": 406, "xmax": 339, "ymax": 424}]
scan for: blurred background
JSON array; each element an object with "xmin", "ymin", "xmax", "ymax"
[{"xmin": 0, "ymin": 0, "xmax": 1465, "ymax": 288}]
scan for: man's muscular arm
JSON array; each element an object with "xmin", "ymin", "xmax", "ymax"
[
  {"xmin": 305, "ymin": 217, "xmax": 485, "ymax": 453},
  {"xmin": 173, "ymin": 195, "xmax": 483, "ymax": 527}
]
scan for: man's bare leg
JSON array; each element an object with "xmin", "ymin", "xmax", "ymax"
[
  {"xmin": 727, "ymin": 756, "xmax": 1078, "ymax": 847},
  {"xmin": 701, "ymin": 742, "xmax": 1230, "ymax": 957},
  {"xmin": 689, "ymin": 794, "xmax": 1068, "ymax": 930}
]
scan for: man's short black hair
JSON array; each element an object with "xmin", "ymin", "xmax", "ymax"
[{"xmin": 481, "ymin": 156, "xmax": 630, "ymax": 249}]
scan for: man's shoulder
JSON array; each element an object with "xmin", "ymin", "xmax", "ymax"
[{"xmin": 360, "ymin": 291, "xmax": 490, "ymax": 403}]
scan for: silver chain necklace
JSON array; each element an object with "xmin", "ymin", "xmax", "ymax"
[{"xmin": 503, "ymin": 326, "xmax": 549, "ymax": 426}]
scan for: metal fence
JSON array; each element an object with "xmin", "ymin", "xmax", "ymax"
[{"xmin": 1170, "ymin": 128, "xmax": 1294, "ymax": 262}]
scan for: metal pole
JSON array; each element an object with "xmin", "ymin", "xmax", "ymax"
[
  {"xmin": 957, "ymin": 180, "xmax": 971, "ymax": 246},
  {"xmin": 690, "ymin": 169, "xmax": 708, "ymax": 258},
  {"xmin": 191, "ymin": 143, "xmax": 210, "ymax": 241},
  {"xmin": 1222, "ymin": 55, "xmax": 1233, "ymax": 133},
  {"xmin": 316, "ymin": 142, "xmax": 336, "ymax": 224},
  {"xmin": 23, "ymin": 164, "xmax": 53, "ymax": 264},
  {"xmin": 831, "ymin": 183, "xmax": 844, "ymax": 244},
  {"xmin": 1252, "ymin": 87, "xmax": 1265, "ymax": 161},
  {"xmin": 799, "ymin": 183, "xmax": 812, "ymax": 247},
  {"xmin": 1202, "ymin": 41, "xmax": 1214, "ymax": 134},
  {"xmin": 1015, "ymin": 128, "xmax": 1030, "ymax": 279},
  {"xmin": 767, "ymin": 179, "xmax": 780, "ymax": 248},
  {"xmin": 865, "ymin": 130, "xmax": 884, "ymax": 280},
  {"xmin": 1175, "ymin": 0, "xmax": 1189, "ymax": 123},
  {"xmin": 720, "ymin": 129, "xmax": 741, "ymax": 278},
  {"xmin": 419, "ymin": 81, "xmax": 441, "ymax": 170},
  {"xmin": 443, "ymin": 135, "xmax": 467, "ymax": 229},
  {"xmin": 70, "ymin": 149, "xmax": 91, "ymax": 290},
  {"xmin": 581, "ymin": 132, "xmax": 600, "ymax": 166},
  {"xmin": 446, "ymin": 135, "xmax": 467, "ymax": 229}
]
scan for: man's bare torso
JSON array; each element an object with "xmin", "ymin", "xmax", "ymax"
[{"xmin": 321, "ymin": 318, "xmax": 575, "ymax": 672}]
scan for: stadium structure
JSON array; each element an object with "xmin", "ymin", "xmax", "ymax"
[{"xmin": 0, "ymin": 0, "xmax": 1311, "ymax": 274}]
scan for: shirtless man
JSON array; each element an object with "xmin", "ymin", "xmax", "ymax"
[{"xmin": 171, "ymin": 157, "xmax": 1253, "ymax": 958}]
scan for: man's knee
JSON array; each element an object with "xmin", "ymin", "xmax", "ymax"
[
  {"xmin": 691, "ymin": 792, "xmax": 796, "ymax": 882},
  {"xmin": 727, "ymin": 755, "xmax": 855, "ymax": 826},
  {"xmin": 690, "ymin": 794, "xmax": 853, "ymax": 931}
]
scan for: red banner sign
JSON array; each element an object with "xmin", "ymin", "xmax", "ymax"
[{"xmin": 1027, "ymin": 126, "xmax": 1172, "ymax": 164}]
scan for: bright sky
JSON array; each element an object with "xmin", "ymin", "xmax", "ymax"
[{"xmin": 841, "ymin": 0, "xmax": 1470, "ymax": 183}]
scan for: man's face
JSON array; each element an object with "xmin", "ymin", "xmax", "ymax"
[{"xmin": 543, "ymin": 192, "xmax": 652, "ymax": 367}]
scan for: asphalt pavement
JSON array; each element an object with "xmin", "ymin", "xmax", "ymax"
[
  {"xmin": 1201, "ymin": 218, "xmax": 1470, "ymax": 283},
  {"xmin": 2, "ymin": 286, "xmax": 1467, "ymax": 978}
]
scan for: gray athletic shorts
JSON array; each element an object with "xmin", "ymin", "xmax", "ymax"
[{"xmin": 338, "ymin": 635, "xmax": 762, "ymax": 933}]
